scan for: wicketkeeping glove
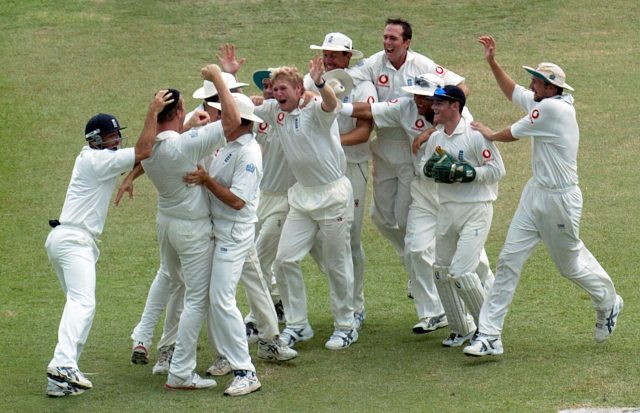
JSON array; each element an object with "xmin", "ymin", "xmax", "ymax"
[
  {"xmin": 432, "ymin": 160, "xmax": 477, "ymax": 183},
  {"xmin": 423, "ymin": 146, "xmax": 456, "ymax": 178}
]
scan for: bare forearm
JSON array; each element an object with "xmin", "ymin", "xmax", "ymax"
[
  {"xmin": 203, "ymin": 177, "xmax": 245, "ymax": 210},
  {"xmin": 487, "ymin": 57, "xmax": 516, "ymax": 101},
  {"xmin": 341, "ymin": 118, "xmax": 372, "ymax": 146}
]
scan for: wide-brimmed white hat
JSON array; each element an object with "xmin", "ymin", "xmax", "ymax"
[
  {"xmin": 193, "ymin": 72, "xmax": 249, "ymax": 99},
  {"xmin": 323, "ymin": 69, "xmax": 354, "ymax": 100},
  {"xmin": 310, "ymin": 32, "xmax": 363, "ymax": 59},
  {"xmin": 207, "ymin": 93, "xmax": 263, "ymax": 123},
  {"xmin": 401, "ymin": 73, "xmax": 444, "ymax": 96},
  {"xmin": 523, "ymin": 62, "xmax": 574, "ymax": 91}
]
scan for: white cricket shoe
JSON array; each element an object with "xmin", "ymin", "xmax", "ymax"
[
  {"xmin": 595, "ymin": 294, "xmax": 623, "ymax": 343},
  {"xmin": 412, "ymin": 314, "xmax": 448, "ymax": 334},
  {"xmin": 354, "ymin": 308, "xmax": 366, "ymax": 330},
  {"xmin": 165, "ymin": 372, "xmax": 216, "ymax": 390},
  {"xmin": 152, "ymin": 344, "xmax": 174, "ymax": 375},
  {"xmin": 442, "ymin": 331, "xmax": 475, "ymax": 347},
  {"xmin": 224, "ymin": 370, "xmax": 261, "ymax": 397},
  {"xmin": 131, "ymin": 341, "xmax": 149, "ymax": 365},
  {"xmin": 205, "ymin": 356, "xmax": 231, "ymax": 377},
  {"xmin": 463, "ymin": 333, "xmax": 504, "ymax": 356},
  {"xmin": 46, "ymin": 366, "xmax": 93, "ymax": 390},
  {"xmin": 281, "ymin": 324, "xmax": 314, "ymax": 348},
  {"xmin": 246, "ymin": 322, "xmax": 259, "ymax": 344},
  {"xmin": 325, "ymin": 328, "xmax": 358, "ymax": 350},
  {"xmin": 257, "ymin": 336, "xmax": 298, "ymax": 361},
  {"xmin": 46, "ymin": 377, "xmax": 86, "ymax": 397}
]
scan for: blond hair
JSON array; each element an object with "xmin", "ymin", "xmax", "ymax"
[{"xmin": 270, "ymin": 66, "xmax": 303, "ymax": 89}]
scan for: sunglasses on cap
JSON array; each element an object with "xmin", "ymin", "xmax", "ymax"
[
  {"xmin": 433, "ymin": 86, "xmax": 464, "ymax": 103},
  {"xmin": 414, "ymin": 75, "xmax": 437, "ymax": 88}
]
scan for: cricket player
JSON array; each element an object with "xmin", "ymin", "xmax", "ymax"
[
  {"xmin": 305, "ymin": 32, "xmax": 376, "ymax": 329},
  {"xmin": 349, "ymin": 18, "xmax": 468, "ymax": 264},
  {"xmin": 422, "ymin": 85, "xmax": 505, "ymax": 348},
  {"xmin": 254, "ymin": 58, "xmax": 358, "ymax": 350},
  {"xmin": 44, "ymin": 91, "xmax": 171, "ymax": 397},
  {"xmin": 140, "ymin": 64, "xmax": 240, "ymax": 389},
  {"xmin": 463, "ymin": 35, "xmax": 622, "ymax": 357},
  {"xmin": 340, "ymin": 75, "xmax": 495, "ymax": 341}
]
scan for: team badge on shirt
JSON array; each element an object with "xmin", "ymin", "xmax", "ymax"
[
  {"xmin": 277, "ymin": 112, "xmax": 285, "ymax": 125},
  {"xmin": 411, "ymin": 119, "xmax": 426, "ymax": 132},
  {"xmin": 529, "ymin": 109, "xmax": 540, "ymax": 124},
  {"xmin": 246, "ymin": 163, "xmax": 256, "ymax": 173},
  {"xmin": 258, "ymin": 122, "xmax": 269, "ymax": 133},
  {"xmin": 377, "ymin": 74, "xmax": 390, "ymax": 87}
]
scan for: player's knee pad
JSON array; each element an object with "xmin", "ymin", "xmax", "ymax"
[
  {"xmin": 434, "ymin": 266, "xmax": 469, "ymax": 335},
  {"xmin": 452, "ymin": 272, "xmax": 486, "ymax": 323}
]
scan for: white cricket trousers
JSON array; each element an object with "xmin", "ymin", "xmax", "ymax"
[
  {"xmin": 255, "ymin": 192, "xmax": 289, "ymax": 295},
  {"xmin": 479, "ymin": 181, "xmax": 617, "ymax": 336},
  {"xmin": 207, "ymin": 219, "xmax": 256, "ymax": 372},
  {"xmin": 345, "ymin": 160, "xmax": 368, "ymax": 312},
  {"xmin": 369, "ymin": 136, "xmax": 414, "ymax": 255},
  {"xmin": 130, "ymin": 263, "xmax": 184, "ymax": 349},
  {"xmin": 159, "ymin": 213, "xmax": 214, "ymax": 382},
  {"xmin": 45, "ymin": 226, "xmax": 98, "ymax": 369},
  {"xmin": 275, "ymin": 176, "xmax": 355, "ymax": 330},
  {"xmin": 404, "ymin": 177, "xmax": 444, "ymax": 319}
]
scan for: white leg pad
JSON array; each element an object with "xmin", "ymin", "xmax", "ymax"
[
  {"xmin": 453, "ymin": 272, "xmax": 486, "ymax": 323},
  {"xmin": 434, "ymin": 266, "xmax": 470, "ymax": 335}
]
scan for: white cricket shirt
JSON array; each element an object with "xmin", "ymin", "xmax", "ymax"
[
  {"xmin": 59, "ymin": 146, "xmax": 136, "ymax": 238},
  {"xmin": 510, "ymin": 85, "xmax": 579, "ymax": 189}
]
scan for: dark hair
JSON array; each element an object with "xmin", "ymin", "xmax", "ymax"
[
  {"xmin": 240, "ymin": 117, "xmax": 252, "ymax": 126},
  {"xmin": 385, "ymin": 18, "xmax": 412, "ymax": 41},
  {"xmin": 157, "ymin": 88, "xmax": 181, "ymax": 123}
]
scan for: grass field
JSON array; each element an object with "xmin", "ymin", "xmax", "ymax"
[{"xmin": 1, "ymin": 1, "xmax": 639, "ymax": 412}]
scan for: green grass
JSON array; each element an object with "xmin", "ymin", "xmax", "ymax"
[{"xmin": 1, "ymin": 1, "xmax": 639, "ymax": 412}]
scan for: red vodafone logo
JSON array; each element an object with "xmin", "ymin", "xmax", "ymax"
[
  {"xmin": 367, "ymin": 96, "xmax": 375, "ymax": 104},
  {"xmin": 258, "ymin": 122, "xmax": 269, "ymax": 132},
  {"xmin": 435, "ymin": 66, "xmax": 445, "ymax": 75},
  {"xmin": 415, "ymin": 119, "xmax": 425, "ymax": 129},
  {"xmin": 531, "ymin": 109, "xmax": 540, "ymax": 120},
  {"xmin": 378, "ymin": 74, "xmax": 389, "ymax": 85},
  {"xmin": 277, "ymin": 112, "xmax": 285, "ymax": 124},
  {"xmin": 482, "ymin": 149, "xmax": 492, "ymax": 159}
]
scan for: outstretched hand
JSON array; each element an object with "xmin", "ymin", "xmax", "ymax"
[
  {"xmin": 309, "ymin": 55, "xmax": 325, "ymax": 85},
  {"xmin": 216, "ymin": 43, "xmax": 246, "ymax": 75},
  {"xmin": 478, "ymin": 35, "xmax": 496, "ymax": 62},
  {"xmin": 115, "ymin": 176, "xmax": 134, "ymax": 206}
]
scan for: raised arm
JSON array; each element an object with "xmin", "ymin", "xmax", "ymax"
[
  {"xmin": 478, "ymin": 35, "xmax": 516, "ymax": 101},
  {"xmin": 133, "ymin": 89, "xmax": 173, "ymax": 164},
  {"xmin": 309, "ymin": 55, "xmax": 337, "ymax": 113},
  {"xmin": 201, "ymin": 63, "xmax": 241, "ymax": 136}
]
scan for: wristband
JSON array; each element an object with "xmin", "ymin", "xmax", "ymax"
[
  {"xmin": 339, "ymin": 103, "xmax": 353, "ymax": 117},
  {"xmin": 314, "ymin": 78, "xmax": 326, "ymax": 89}
]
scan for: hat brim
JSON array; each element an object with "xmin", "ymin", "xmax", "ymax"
[
  {"xmin": 323, "ymin": 69, "xmax": 354, "ymax": 100},
  {"xmin": 192, "ymin": 81, "xmax": 249, "ymax": 99},
  {"xmin": 206, "ymin": 101, "xmax": 264, "ymax": 124},
  {"xmin": 309, "ymin": 45, "xmax": 363, "ymax": 60},
  {"xmin": 252, "ymin": 70, "xmax": 272, "ymax": 91},
  {"xmin": 401, "ymin": 85, "xmax": 437, "ymax": 97},
  {"xmin": 522, "ymin": 66, "xmax": 574, "ymax": 91}
]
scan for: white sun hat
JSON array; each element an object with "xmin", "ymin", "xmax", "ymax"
[
  {"xmin": 207, "ymin": 93, "xmax": 263, "ymax": 123},
  {"xmin": 401, "ymin": 73, "xmax": 444, "ymax": 96},
  {"xmin": 310, "ymin": 32, "xmax": 363, "ymax": 59},
  {"xmin": 323, "ymin": 69, "xmax": 354, "ymax": 100},
  {"xmin": 192, "ymin": 72, "xmax": 249, "ymax": 99},
  {"xmin": 523, "ymin": 62, "xmax": 574, "ymax": 91}
]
